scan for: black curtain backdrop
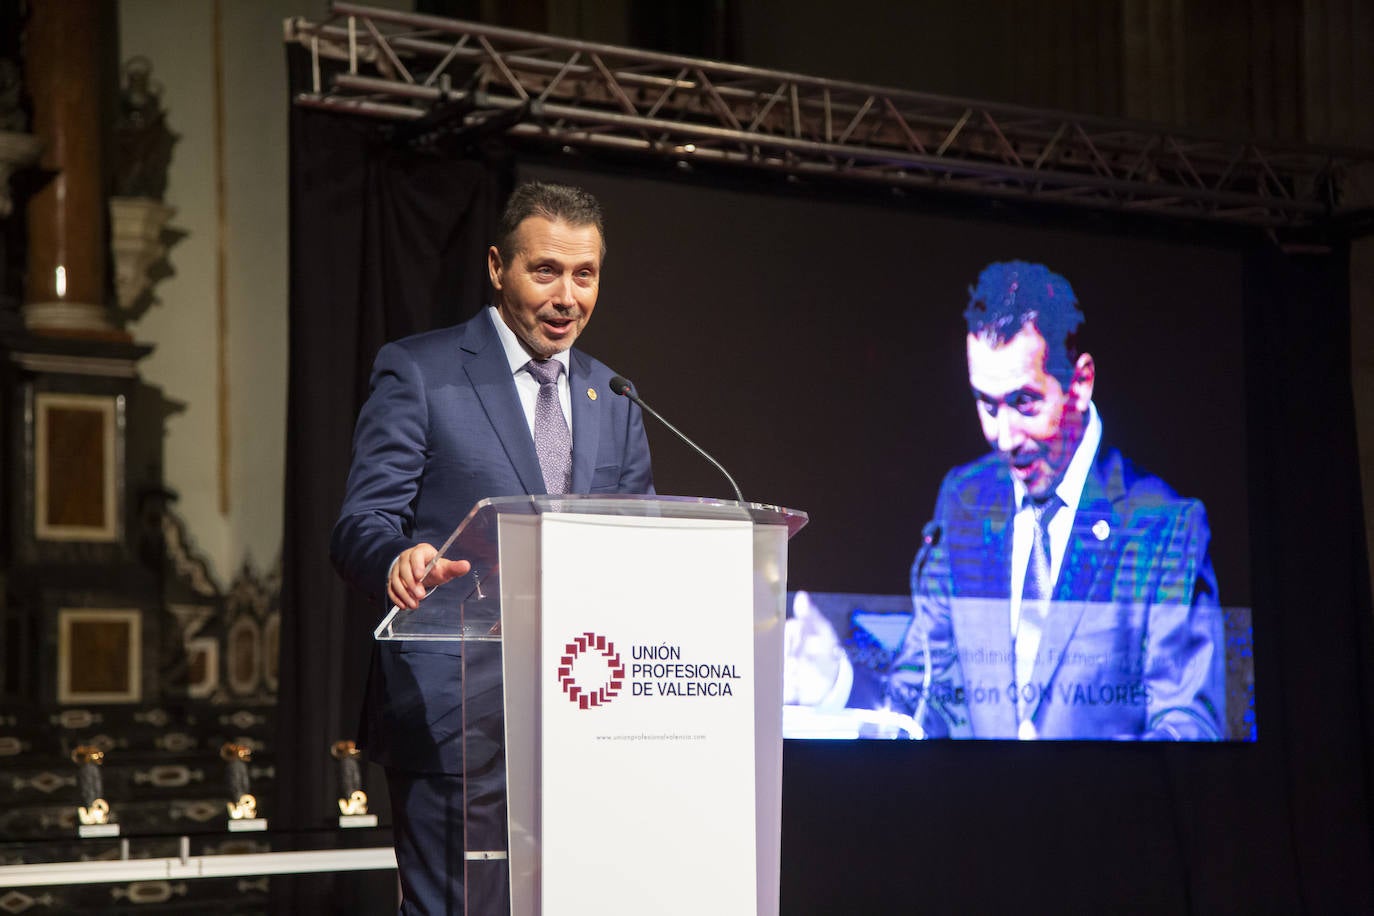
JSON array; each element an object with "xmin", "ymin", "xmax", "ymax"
[
  {"xmin": 276, "ymin": 47, "xmax": 511, "ymax": 913},
  {"xmin": 279, "ymin": 59, "xmax": 1374, "ymax": 916}
]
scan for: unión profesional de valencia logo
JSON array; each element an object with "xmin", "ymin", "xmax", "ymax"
[{"xmin": 557, "ymin": 632, "xmax": 624, "ymax": 709}]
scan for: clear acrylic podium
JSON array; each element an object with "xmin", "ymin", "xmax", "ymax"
[{"xmin": 375, "ymin": 494, "xmax": 807, "ymax": 916}]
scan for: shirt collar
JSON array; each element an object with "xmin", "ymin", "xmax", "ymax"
[
  {"xmin": 486, "ymin": 306, "xmax": 571, "ymax": 377},
  {"xmin": 1014, "ymin": 401, "xmax": 1101, "ymax": 514}
]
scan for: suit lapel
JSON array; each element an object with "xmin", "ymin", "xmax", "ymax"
[
  {"xmin": 951, "ymin": 477, "xmax": 1019, "ymax": 735},
  {"xmin": 462, "ymin": 312, "xmax": 546, "ymax": 495},
  {"xmin": 1061, "ymin": 483, "xmax": 1120, "ymax": 603},
  {"xmin": 567, "ymin": 350, "xmax": 602, "ymax": 494},
  {"xmin": 957, "ymin": 466, "xmax": 1014, "ymax": 599}
]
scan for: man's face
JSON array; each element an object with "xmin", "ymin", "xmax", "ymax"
[
  {"xmin": 489, "ymin": 216, "xmax": 602, "ymax": 358},
  {"xmin": 966, "ymin": 324, "xmax": 1094, "ymax": 501}
]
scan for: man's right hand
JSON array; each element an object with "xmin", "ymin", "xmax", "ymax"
[{"xmin": 389, "ymin": 543, "xmax": 472, "ymax": 610}]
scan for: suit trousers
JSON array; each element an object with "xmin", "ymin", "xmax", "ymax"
[{"xmin": 387, "ymin": 758, "xmax": 510, "ymax": 915}]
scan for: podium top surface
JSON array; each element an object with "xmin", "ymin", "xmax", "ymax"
[
  {"xmin": 466, "ymin": 493, "xmax": 806, "ymax": 533},
  {"xmin": 431, "ymin": 494, "xmax": 807, "ymax": 575},
  {"xmin": 374, "ymin": 495, "xmax": 807, "ymax": 641}
]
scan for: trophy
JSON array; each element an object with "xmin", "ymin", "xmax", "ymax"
[
  {"xmin": 221, "ymin": 742, "xmax": 266, "ymax": 831},
  {"xmin": 73, "ymin": 745, "xmax": 119, "ymax": 837},
  {"xmin": 332, "ymin": 740, "xmax": 377, "ymax": 828}
]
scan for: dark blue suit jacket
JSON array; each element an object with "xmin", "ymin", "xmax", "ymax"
[
  {"xmin": 885, "ymin": 445, "xmax": 1225, "ymax": 740},
  {"xmin": 331, "ymin": 310, "xmax": 654, "ymax": 773}
]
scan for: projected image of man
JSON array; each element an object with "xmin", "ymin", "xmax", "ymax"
[{"xmin": 883, "ymin": 260, "xmax": 1225, "ymax": 740}]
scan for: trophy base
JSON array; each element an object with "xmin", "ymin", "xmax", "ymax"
[
  {"xmin": 338, "ymin": 814, "xmax": 378, "ymax": 828},
  {"xmin": 77, "ymin": 823, "xmax": 120, "ymax": 838},
  {"xmin": 227, "ymin": 818, "xmax": 268, "ymax": 832}
]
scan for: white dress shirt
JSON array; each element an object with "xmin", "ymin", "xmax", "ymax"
[
  {"xmin": 486, "ymin": 306, "xmax": 572, "ymax": 434},
  {"xmin": 1009, "ymin": 401, "xmax": 1102, "ymax": 713}
]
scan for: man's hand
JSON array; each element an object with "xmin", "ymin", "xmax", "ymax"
[
  {"xmin": 389, "ymin": 543, "xmax": 472, "ymax": 610},
  {"xmin": 783, "ymin": 590, "xmax": 845, "ymax": 706}
]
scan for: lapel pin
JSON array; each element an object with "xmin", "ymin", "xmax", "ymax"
[
  {"xmin": 1092, "ymin": 519, "xmax": 1110, "ymax": 541},
  {"xmin": 587, "ymin": 387, "xmax": 597, "ymax": 401}
]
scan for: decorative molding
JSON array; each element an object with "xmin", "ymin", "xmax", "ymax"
[
  {"xmin": 262, "ymin": 614, "xmax": 280, "ymax": 693},
  {"xmin": 22, "ymin": 301, "xmax": 119, "ymax": 337},
  {"xmin": 225, "ymin": 558, "xmax": 281, "ymax": 621},
  {"xmin": 225, "ymin": 616, "xmax": 261, "ymax": 697},
  {"xmin": 56, "ymin": 609, "xmax": 142, "ymax": 704},
  {"xmin": 159, "ymin": 507, "xmax": 282, "ymax": 705},
  {"xmin": 9, "ymin": 351, "xmax": 141, "ymax": 378},
  {"xmin": 154, "ymin": 732, "xmax": 197, "ymax": 753},
  {"xmin": 50, "ymin": 710, "xmax": 102, "ymax": 729},
  {"xmin": 185, "ymin": 636, "xmax": 218, "ymax": 699},
  {"xmin": 0, "ymin": 129, "xmax": 42, "ymax": 217},
  {"xmin": 34, "ymin": 393, "xmax": 120, "ymax": 543},
  {"xmin": 160, "ymin": 513, "xmax": 219, "ymax": 597},
  {"xmin": 109, "ymin": 882, "xmax": 189, "ymax": 906},
  {"xmin": 108, "ymin": 196, "xmax": 177, "ymax": 311}
]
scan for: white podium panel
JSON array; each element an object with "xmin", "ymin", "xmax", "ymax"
[{"xmin": 539, "ymin": 514, "xmax": 756, "ymax": 915}]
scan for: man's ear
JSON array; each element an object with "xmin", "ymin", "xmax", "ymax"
[
  {"xmin": 1069, "ymin": 353, "xmax": 1095, "ymax": 412},
  {"xmin": 487, "ymin": 245, "xmax": 504, "ymax": 291}
]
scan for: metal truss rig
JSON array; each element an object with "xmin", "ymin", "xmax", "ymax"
[{"xmin": 287, "ymin": 2, "xmax": 1374, "ymax": 230}]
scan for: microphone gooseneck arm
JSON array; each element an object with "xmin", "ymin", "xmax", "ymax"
[
  {"xmin": 609, "ymin": 375, "xmax": 747, "ymax": 505},
  {"xmin": 908, "ymin": 520, "xmax": 942, "ymax": 739}
]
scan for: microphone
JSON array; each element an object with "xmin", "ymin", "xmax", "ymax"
[
  {"xmin": 913, "ymin": 521, "xmax": 941, "ymax": 584},
  {"xmin": 907, "ymin": 520, "xmax": 942, "ymax": 740},
  {"xmin": 609, "ymin": 375, "xmax": 746, "ymax": 504}
]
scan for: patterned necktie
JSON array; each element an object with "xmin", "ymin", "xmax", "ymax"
[
  {"xmin": 526, "ymin": 358, "xmax": 572, "ymax": 494},
  {"xmin": 1014, "ymin": 494, "xmax": 1062, "ymax": 726}
]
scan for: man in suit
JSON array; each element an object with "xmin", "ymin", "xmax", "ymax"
[
  {"xmin": 785, "ymin": 261, "xmax": 1224, "ymax": 741},
  {"xmin": 882, "ymin": 260, "xmax": 1225, "ymax": 740},
  {"xmin": 331, "ymin": 181, "xmax": 653, "ymax": 913}
]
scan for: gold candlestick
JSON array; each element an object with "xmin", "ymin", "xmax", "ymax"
[
  {"xmin": 331, "ymin": 740, "xmax": 368, "ymax": 816},
  {"xmin": 72, "ymin": 745, "xmax": 110, "ymax": 826},
  {"xmin": 220, "ymin": 742, "xmax": 257, "ymax": 820}
]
